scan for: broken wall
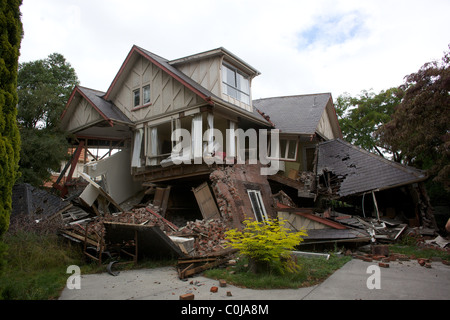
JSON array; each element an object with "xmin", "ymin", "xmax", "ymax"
[
  {"xmin": 84, "ymin": 149, "xmax": 143, "ymax": 204},
  {"xmin": 210, "ymin": 163, "xmax": 275, "ymax": 229}
]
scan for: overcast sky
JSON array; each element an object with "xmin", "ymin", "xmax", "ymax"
[{"xmin": 19, "ymin": 0, "xmax": 450, "ymax": 100}]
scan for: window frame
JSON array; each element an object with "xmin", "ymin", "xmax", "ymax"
[
  {"xmin": 268, "ymin": 138, "xmax": 299, "ymax": 162},
  {"xmin": 222, "ymin": 63, "xmax": 250, "ymax": 105},
  {"xmin": 247, "ymin": 189, "xmax": 268, "ymax": 222},
  {"xmin": 133, "ymin": 88, "xmax": 141, "ymax": 108},
  {"xmin": 143, "ymin": 84, "xmax": 151, "ymax": 105}
]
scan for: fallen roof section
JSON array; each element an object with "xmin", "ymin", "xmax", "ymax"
[{"xmin": 316, "ymin": 139, "xmax": 428, "ymax": 198}]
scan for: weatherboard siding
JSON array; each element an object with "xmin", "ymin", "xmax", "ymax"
[{"xmin": 112, "ymin": 55, "xmax": 202, "ymax": 123}]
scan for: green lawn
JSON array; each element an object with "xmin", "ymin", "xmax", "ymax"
[{"xmin": 204, "ymin": 254, "xmax": 352, "ymax": 289}]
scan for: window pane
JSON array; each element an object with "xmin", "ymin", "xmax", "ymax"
[
  {"xmin": 237, "ymin": 73, "xmax": 249, "ymax": 94},
  {"xmin": 248, "ymin": 191, "xmax": 264, "ymax": 222},
  {"xmin": 143, "ymin": 85, "xmax": 150, "ymax": 104},
  {"xmin": 227, "ymin": 86, "xmax": 238, "ymax": 99},
  {"xmin": 280, "ymin": 139, "xmax": 287, "ymax": 159},
  {"xmin": 287, "ymin": 140, "xmax": 297, "ymax": 160},
  {"xmin": 133, "ymin": 89, "xmax": 140, "ymax": 107},
  {"xmin": 224, "ymin": 65, "xmax": 236, "ymax": 87},
  {"xmin": 239, "ymin": 92, "xmax": 250, "ymax": 105}
]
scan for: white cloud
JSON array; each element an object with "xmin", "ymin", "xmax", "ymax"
[{"xmin": 19, "ymin": 0, "xmax": 450, "ymax": 99}]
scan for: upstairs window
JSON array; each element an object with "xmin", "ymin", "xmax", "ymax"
[
  {"xmin": 132, "ymin": 84, "xmax": 151, "ymax": 109},
  {"xmin": 143, "ymin": 85, "xmax": 151, "ymax": 105},
  {"xmin": 222, "ymin": 64, "xmax": 250, "ymax": 105},
  {"xmin": 133, "ymin": 89, "xmax": 140, "ymax": 108}
]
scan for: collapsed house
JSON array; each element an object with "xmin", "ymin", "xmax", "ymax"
[{"xmin": 42, "ymin": 45, "xmax": 438, "ymax": 270}]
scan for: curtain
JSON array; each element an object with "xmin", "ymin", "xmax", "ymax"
[
  {"xmin": 191, "ymin": 114, "xmax": 203, "ymax": 164},
  {"xmin": 149, "ymin": 127, "xmax": 158, "ymax": 166},
  {"xmin": 131, "ymin": 129, "xmax": 143, "ymax": 168}
]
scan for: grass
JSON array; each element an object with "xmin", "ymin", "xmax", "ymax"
[
  {"xmin": 389, "ymin": 244, "xmax": 450, "ymax": 261},
  {"xmin": 0, "ymin": 227, "xmax": 176, "ymax": 300},
  {"xmin": 388, "ymin": 233, "xmax": 450, "ymax": 261},
  {"xmin": 0, "ymin": 230, "xmax": 88, "ymax": 300},
  {"xmin": 204, "ymin": 254, "xmax": 352, "ymax": 289}
]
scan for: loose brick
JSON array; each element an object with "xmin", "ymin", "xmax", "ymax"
[
  {"xmin": 378, "ymin": 262, "xmax": 390, "ymax": 268},
  {"xmin": 219, "ymin": 279, "xmax": 227, "ymax": 287},
  {"xmin": 373, "ymin": 255, "xmax": 385, "ymax": 261},
  {"xmin": 180, "ymin": 293, "xmax": 195, "ymax": 300},
  {"xmin": 210, "ymin": 286, "xmax": 218, "ymax": 293},
  {"xmin": 226, "ymin": 291, "xmax": 232, "ymax": 296},
  {"xmin": 372, "ymin": 245, "xmax": 390, "ymax": 257}
]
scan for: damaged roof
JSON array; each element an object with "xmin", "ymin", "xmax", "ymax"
[{"xmin": 316, "ymin": 139, "xmax": 428, "ymax": 197}]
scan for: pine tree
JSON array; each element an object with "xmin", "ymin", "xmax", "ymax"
[{"xmin": 0, "ymin": 0, "xmax": 23, "ymax": 267}]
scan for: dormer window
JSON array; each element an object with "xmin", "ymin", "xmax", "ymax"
[{"xmin": 222, "ymin": 64, "xmax": 250, "ymax": 105}]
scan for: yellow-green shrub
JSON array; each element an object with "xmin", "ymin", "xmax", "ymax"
[{"xmin": 225, "ymin": 218, "xmax": 307, "ymax": 274}]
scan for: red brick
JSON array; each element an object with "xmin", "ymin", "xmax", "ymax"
[
  {"xmin": 219, "ymin": 279, "xmax": 227, "ymax": 287},
  {"xmin": 378, "ymin": 262, "xmax": 390, "ymax": 268},
  {"xmin": 373, "ymin": 255, "xmax": 386, "ymax": 261},
  {"xmin": 210, "ymin": 286, "xmax": 218, "ymax": 293},
  {"xmin": 180, "ymin": 293, "xmax": 195, "ymax": 300}
]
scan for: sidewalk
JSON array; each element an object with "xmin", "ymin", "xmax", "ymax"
[{"xmin": 59, "ymin": 258, "xmax": 450, "ymax": 300}]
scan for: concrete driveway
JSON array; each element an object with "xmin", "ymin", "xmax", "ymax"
[{"xmin": 59, "ymin": 258, "xmax": 450, "ymax": 300}]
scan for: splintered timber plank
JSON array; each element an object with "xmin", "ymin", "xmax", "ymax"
[
  {"xmin": 181, "ymin": 258, "xmax": 230, "ymax": 278},
  {"xmin": 178, "ymin": 258, "xmax": 218, "ymax": 264}
]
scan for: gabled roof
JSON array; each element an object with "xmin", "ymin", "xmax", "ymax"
[
  {"xmin": 104, "ymin": 45, "xmax": 216, "ymax": 104},
  {"xmin": 252, "ymin": 93, "xmax": 335, "ymax": 135},
  {"xmin": 169, "ymin": 47, "xmax": 261, "ymax": 77},
  {"xmin": 316, "ymin": 139, "xmax": 428, "ymax": 197},
  {"xmin": 61, "ymin": 86, "xmax": 132, "ymax": 127}
]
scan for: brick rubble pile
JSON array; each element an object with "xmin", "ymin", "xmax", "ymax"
[
  {"xmin": 65, "ymin": 206, "xmax": 231, "ymax": 257},
  {"xmin": 171, "ymin": 219, "xmax": 231, "ymax": 256}
]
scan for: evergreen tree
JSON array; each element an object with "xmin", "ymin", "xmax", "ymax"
[
  {"xmin": 17, "ymin": 53, "xmax": 78, "ymax": 186},
  {"xmin": 0, "ymin": 0, "xmax": 23, "ymax": 268}
]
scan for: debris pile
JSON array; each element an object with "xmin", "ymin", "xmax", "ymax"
[
  {"xmin": 172, "ymin": 219, "xmax": 230, "ymax": 256},
  {"xmin": 59, "ymin": 204, "xmax": 232, "ymax": 262}
]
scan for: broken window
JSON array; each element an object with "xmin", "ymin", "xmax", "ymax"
[{"xmin": 247, "ymin": 189, "xmax": 268, "ymax": 222}]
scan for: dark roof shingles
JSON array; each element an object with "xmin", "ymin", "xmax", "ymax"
[
  {"xmin": 253, "ymin": 93, "xmax": 331, "ymax": 134},
  {"xmin": 317, "ymin": 139, "xmax": 427, "ymax": 197}
]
